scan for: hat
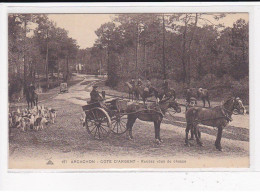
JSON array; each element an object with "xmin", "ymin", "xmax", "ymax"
[{"xmin": 93, "ymin": 85, "xmax": 98, "ymax": 88}]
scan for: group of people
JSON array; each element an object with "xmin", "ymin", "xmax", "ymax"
[
  {"xmin": 129, "ymin": 78, "xmax": 169, "ymax": 95},
  {"xmin": 89, "ymin": 78, "xmax": 170, "ymax": 105}
]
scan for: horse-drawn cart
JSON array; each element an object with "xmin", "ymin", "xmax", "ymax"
[{"xmin": 82, "ymin": 98, "xmax": 128, "ymax": 140}]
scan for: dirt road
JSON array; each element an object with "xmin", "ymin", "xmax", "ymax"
[{"xmin": 9, "ymin": 75, "xmax": 249, "ymax": 169}]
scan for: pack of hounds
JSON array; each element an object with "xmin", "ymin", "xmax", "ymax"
[{"xmin": 9, "ymin": 105, "xmax": 57, "ymax": 132}]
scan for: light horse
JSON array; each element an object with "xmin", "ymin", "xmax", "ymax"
[
  {"xmin": 125, "ymin": 96, "xmax": 181, "ymax": 144},
  {"xmin": 185, "ymin": 97, "xmax": 245, "ymax": 151},
  {"xmin": 25, "ymin": 85, "xmax": 38, "ymax": 109},
  {"xmin": 185, "ymin": 88, "xmax": 210, "ymax": 108}
]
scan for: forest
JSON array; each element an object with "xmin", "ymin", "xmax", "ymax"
[{"xmin": 8, "ymin": 13, "xmax": 249, "ymax": 103}]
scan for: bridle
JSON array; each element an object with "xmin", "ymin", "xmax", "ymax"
[{"xmin": 221, "ymin": 97, "xmax": 244, "ymax": 121}]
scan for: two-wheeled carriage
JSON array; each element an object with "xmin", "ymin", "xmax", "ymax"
[
  {"xmin": 82, "ymin": 98, "xmax": 128, "ymax": 140},
  {"xmin": 60, "ymin": 82, "xmax": 68, "ymax": 93}
]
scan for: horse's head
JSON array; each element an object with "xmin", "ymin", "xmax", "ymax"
[
  {"xmin": 233, "ymin": 97, "xmax": 246, "ymax": 115},
  {"xmin": 224, "ymin": 97, "xmax": 246, "ymax": 115},
  {"xmin": 168, "ymin": 99, "xmax": 181, "ymax": 113}
]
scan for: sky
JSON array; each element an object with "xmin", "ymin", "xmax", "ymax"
[{"xmin": 48, "ymin": 13, "xmax": 248, "ymax": 49}]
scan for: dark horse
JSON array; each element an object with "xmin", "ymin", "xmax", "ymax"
[
  {"xmin": 185, "ymin": 97, "xmax": 245, "ymax": 151},
  {"xmin": 125, "ymin": 81, "xmax": 138, "ymax": 101},
  {"xmin": 134, "ymin": 85, "xmax": 156, "ymax": 104},
  {"xmin": 153, "ymin": 87, "xmax": 176, "ymax": 102},
  {"xmin": 125, "ymin": 96, "xmax": 181, "ymax": 144},
  {"xmin": 185, "ymin": 88, "xmax": 210, "ymax": 107},
  {"xmin": 25, "ymin": 85, "xmax": 38, "ymax": 109},
  {"xmin": 134, "ymin": 84, "xmax": 176, "ymax": 105}
]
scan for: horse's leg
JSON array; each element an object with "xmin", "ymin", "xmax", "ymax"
[
  {"xmin": 36, "ymin": 97, "xmax": 38, "ymax": 107},
  {"xmin": 215, "ymin": 127, "xmax": 223, "ymax": 151},
  {"xmin": 127, "ymin": 115, "xmax": 136, "ymax": 140},
  {"xmin": 189, "ymin": 126, "xmax": 194, "ymax": 140},
  {"xmin": 207, "ymin": 97, "xmax": 210, "ymax": 107},
  {"xmin": 198, "ymin": 128, "xmax": 201, "ymax": 139},
  {"xmin": 153, "ymin": 121, "xmax": 158, "ymax": 140},
  {"xmin": 158, "ymin": 120, "xmax": 163, "ymax": 143},
  {"xmin": 185, "ymin": 124, "xmax": 191, "ymax": 146},
  {"xmin": 194, "ymin": 125, "xmax": 203, "ymax": 146},
  {"xmin": 202, "ymin": 98, "xmax": 205, "ymax": 107},
  {"xmin": 154, "ymin": 121, "xmax": 161, "ymax": 144}
]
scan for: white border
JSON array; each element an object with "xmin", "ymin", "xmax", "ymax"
[{"xmin": 1, "ymin": 2, "xmax": 260, "ymax": 190}]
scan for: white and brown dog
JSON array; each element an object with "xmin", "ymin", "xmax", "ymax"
[
  {"xmin": 19, "ymin": 117, "xmax": 30, "ymax": 132},
  {"xmin": 80, "ymin": 113, "xmax": 86, "ymax": 127},
  {"xmin": 34, "ymin": 117, "xmax": 49, "ymax": 131},
  {"xmin": 48, "ymin": 108, "xmax": 57, "ymax": 124}
]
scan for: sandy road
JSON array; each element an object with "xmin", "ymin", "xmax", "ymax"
[{"xmin": 9, "ymin": 75, "xmax": 250, "ymax": 169}]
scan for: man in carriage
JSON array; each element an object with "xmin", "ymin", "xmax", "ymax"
[{"xmin": 90, "ymin": 85, "xmax": 103, "ymax": 103}]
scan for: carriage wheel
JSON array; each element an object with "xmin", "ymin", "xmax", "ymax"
[
  {"xmin": 111, "ymin": 113, "xmax": 128, "ymax": 135},
  {"xmin": 85, "ymin": 108, "xmax": 111, "ymax": 140}
]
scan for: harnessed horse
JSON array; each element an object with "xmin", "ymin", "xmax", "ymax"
[
  {"xmin": 125, "ymin": 96, "xmax": 181, "ymax": 144},
  {"xmin": 185, "ymin": 97, "xmax": 245, "ymax": 151}
]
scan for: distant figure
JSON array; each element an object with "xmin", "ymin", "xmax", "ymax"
[
  {"xmin": 146, "ymin": 78, "xmax": 152, "ymax": 94},
  {"xmin": 29, "ymin": 83, "xmax": 36, "ymax": 91},
  {"xmin": 130, "ymin": 78, "xmax": 136, "ymax": 87},
  {"xmin": 162, "ymin": 79, "xmax": 169, "ymax": 93},
  {"xmin": 90, "ymin": 85, "xmax": 103, "ymax": 103},
  {"xmin": 25, "ymin": 82, "xmax": 38, "ymax": 109},
  {"xmin": 146, "ymin": 78, "xmax": 151, "ymax": 88},
  {"xmin": 137, "ymin": 78, "xmax": 142, "ymax": 86}
]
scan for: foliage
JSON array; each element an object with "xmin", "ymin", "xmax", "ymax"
[
  {"xmin": 8, "ymin": 14, "xmax": 78, "ymax": 99},
  {"xmin": 9, "ymin": 13, "xmax": 249, "ymax": 104}
]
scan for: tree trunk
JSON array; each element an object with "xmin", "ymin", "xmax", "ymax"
[
  {"xmin": 45, "ymin": 29, "xmax": 49, "ymax": 88},
  {"xmin": 57, "ymin": 59, "xmax": 60, "ymax": 81},
  {"xmin": 66, "ymin": 53, "xmax": 69, "ymax": 82},
  {"xmin": 135, "ymin": 23, "xmax": 139, "ymax": 79},
  {"xmin": 187, "ymin": 13, "xmax": 198, "ymax": 85},
  {"xmin": 181, "ymin": 15, "xmax": 188, "ymax": 84},
  {"xmin": 23, "ymin": 19, "xmax": 27, "ymax": 89},
  {"xmin": 162, "ymin": 14, "xmax": 166, "ymax": 80}
]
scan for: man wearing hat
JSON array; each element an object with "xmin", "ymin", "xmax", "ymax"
[{"xmin": 90, "ymin": 85, "xmax": 103, "ymax": 103}]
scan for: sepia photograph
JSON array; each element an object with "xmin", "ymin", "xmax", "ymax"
[{"xmin": 8, "ymin": 12, "xmax": 249, "ymax": 169}]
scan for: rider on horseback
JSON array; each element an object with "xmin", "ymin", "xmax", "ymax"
[{"xmin": 29, "ymin": 82, "xmax": 36, "ymax": 91}]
